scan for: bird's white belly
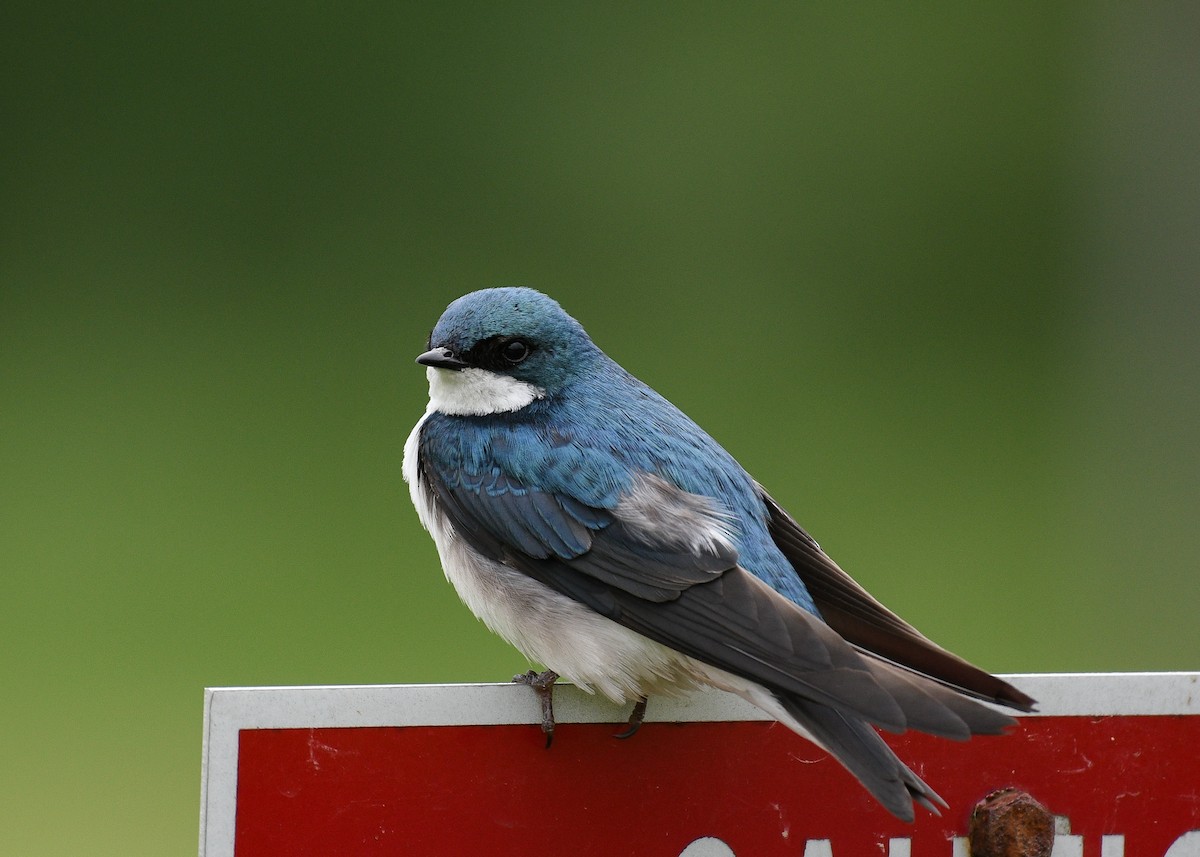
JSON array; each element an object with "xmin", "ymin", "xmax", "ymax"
[{"xmin": 444, "ymin": 528, "xmax": 710, "ymax": 702}]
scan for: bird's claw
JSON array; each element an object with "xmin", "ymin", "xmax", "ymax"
[
  {"xmin": 613, "ymin": 696, "xmax": 648, "ymax": 739},
  {"xmin": 512, "ymin": 669, "xmax": 559, "ymax": 748}
]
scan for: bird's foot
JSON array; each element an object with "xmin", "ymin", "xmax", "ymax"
[
  {"xmin": 512, "ymin": 669, "xmax": 559, "ymax": 748},
  {"xmin": 613, "ymin": 696, "xmax": 648, "ymax": 740}
]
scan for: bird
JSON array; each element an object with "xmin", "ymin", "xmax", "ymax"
[{"xmin": 402, "ymin": 286, "xmax": 1034, "ymax": 822}]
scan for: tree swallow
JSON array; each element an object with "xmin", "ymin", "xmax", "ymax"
[{"xmin": 403, "ymin": 287, "xmax": 1034, "ymax": 821}]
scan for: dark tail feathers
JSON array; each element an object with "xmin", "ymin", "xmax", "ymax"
[{"xmin": 776, "ymin": 656, "xmax": 1019, "ymax": 822}]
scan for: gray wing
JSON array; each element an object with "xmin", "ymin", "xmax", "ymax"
[
  {"xmin": 427, "ymin": 464, "xmax": 732, "ymax": 603},
  {"xmin": 758, "ymin": 487, "xmax": 1036, "ymax": 712},
  {"xmin": 420, "ymin": 456, "xmax": 1008, "ymax": 737}
]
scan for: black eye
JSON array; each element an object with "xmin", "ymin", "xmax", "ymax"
[{"xmin": 501, "ymin": 339, "xmax": 530, "ymax": 364}]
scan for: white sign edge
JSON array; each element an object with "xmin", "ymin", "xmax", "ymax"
[{"xmin": 199, "ymin": 671, "xmax": 1199, "ymax": 857}]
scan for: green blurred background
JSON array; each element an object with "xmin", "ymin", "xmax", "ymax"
[{"xmin": 3, "ymin": 3, "xmax": 1198, "ymax": 854}]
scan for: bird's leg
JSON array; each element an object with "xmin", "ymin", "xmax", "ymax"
[
  {"xmin": 511, "ymin": 669, "xmax": 559, "ymax": 748},
  {"xmin": 613, "ymin": 696, "xmax": 648, "ymax": 740}
]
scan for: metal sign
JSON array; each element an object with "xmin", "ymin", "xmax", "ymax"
[{"xmin": 200, "ymin": 673, "xmax": 1199, "ymax": 856}]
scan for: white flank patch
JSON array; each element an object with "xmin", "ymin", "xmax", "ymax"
[
  {"xmin": 615, "ymin": 473, "xmax": 738, "ymax": 557},
  {"xmin": 426, "ymin": 366, "xmax": 544, "ymax": 416}
]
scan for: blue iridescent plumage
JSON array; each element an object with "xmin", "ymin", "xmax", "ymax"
[
  {"xmin": 404, "ymin": 286, "xmax": 1034, "ymax": 822},
  {"xmin": 418, "ymin": 374, "xmax": 819, "ymax": 612}
]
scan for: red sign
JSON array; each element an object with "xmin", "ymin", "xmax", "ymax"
[{"xmin": 199, "ymin": 674, "xmax": 1200, "ymax": 857}]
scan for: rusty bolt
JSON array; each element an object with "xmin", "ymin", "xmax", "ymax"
[{"xmin": 968, "ymin": 788, "xmax": 1055, "ymax": 857}]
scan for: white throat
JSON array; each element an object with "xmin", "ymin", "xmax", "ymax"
[{"xmin": 426, "ymin": 366, "xmax": 545, "ymax": 416}]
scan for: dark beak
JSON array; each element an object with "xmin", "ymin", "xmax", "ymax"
[{"xmin": 416, "ymin": 346, "xmax": 469, "ymax": 371}]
